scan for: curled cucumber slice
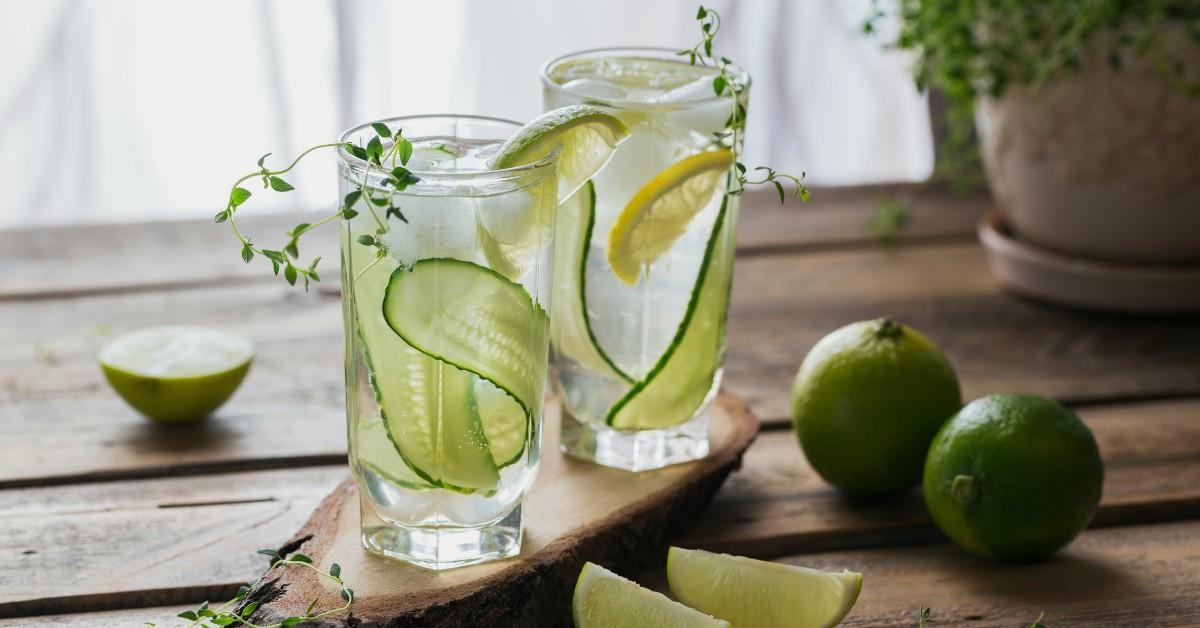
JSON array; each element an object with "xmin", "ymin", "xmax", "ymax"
[
  {"xmin": 605, "ymin": 192, "xmax": 735, "ymax": 429},
  {"xmin": 550, "ymin": 181, "xmax": 634, "ymax": 384}
]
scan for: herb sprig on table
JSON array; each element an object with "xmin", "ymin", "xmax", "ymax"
[
  {"xmin": 146, "ymin": 549, "xmax": 353, "ymax": 628},
  {"xmin": 917, "ymin": 606, "xmax": 1050, "ymax": 627},
  {"xmin": 679, "ymin": 6, "xmax": 811, "ymax": 204},
  {"xmin": 214, "ymin": 123, "xmax": 420, "ymax": 289}
]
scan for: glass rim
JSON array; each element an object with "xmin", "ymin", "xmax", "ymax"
[
  {"xmin": 337, "ymin": 114, "xmax": 559, "ymax": 183},
  {"xmin": 539, "ymin": 46, "xmax": 751, "ymax": 110}
]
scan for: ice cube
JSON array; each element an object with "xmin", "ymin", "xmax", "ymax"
[
  {"xmin": 560, "ymin": 78, "xmax": 629, "ymax": 101},
  {"xmin": 382, "ymin": 195, "xmax": 481, "ymax": 265},
  {"xmin": 379, "ymin": 213, "xmax": 418, "ymax": 269},
  {"xmin": 478, "ymin": 189, "xmax": 538, "ymax": 245},
  {"xmin": 648, "ymin": 76, "xmax": 716, "ymax": 104}
]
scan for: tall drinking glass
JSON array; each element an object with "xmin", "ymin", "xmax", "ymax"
[
  {"xmin": 543, "ymin": 48, "xmax": 748, "ymax": 471},
  {"xmin": 338, "ymin": 115, "xmax": 557, "ymax": 569}
]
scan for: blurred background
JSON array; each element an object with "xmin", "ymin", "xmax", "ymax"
[{"xmin": 0, "ymin": 0, "xmax": 933, "ymax": 228}]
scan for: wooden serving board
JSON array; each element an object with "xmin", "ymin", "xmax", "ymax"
[{"xmin": 240, "ymin": 391, "xmax": 759, "ymax": 627}]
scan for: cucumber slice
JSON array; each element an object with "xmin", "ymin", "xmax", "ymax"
[
  {"xmin": 350, "ymin": 242, "xmax": 498, "ymax": 492},
  {"xmin": 471, "ymin": 380, "xmax": 530, "ymax": 469},
  {"xmin": 550, "ymin": 181, "xmax": 634, "ymax": 383},
  {"xmin": 605, "ymin": 193, "xmax": 735, "ymax": 429},
  {"xmin": 382, "ymin": 258, "xmax": 549, "ymax": 418},
  {"xmin": 355, "ymin": 419, "xmax": 438, "ymax": 491}
]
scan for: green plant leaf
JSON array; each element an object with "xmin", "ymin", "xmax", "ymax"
[
  {"xmin": 371, "ymin": 122, "xmax": 393, "ymax": 138},
  {"xmin": 398, "ymin": 137, "xmax": 413, "ymax": 165},
  {"xmin": 230, "ymin": 187, "xmax": 252, "ymax": 208},
  {"xmin": 269, "ymin": 176, "xmax": 295, "ymax": 192}
]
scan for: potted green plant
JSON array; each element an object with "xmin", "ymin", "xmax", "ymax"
[{"xmin": 869, "ymin": 1, "xmax": 1200, "ymax": 309}]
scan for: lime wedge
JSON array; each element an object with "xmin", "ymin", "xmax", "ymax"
[
  {"xmin": 573, "ymin": 562, "xmax": 730, "ymax": 628},
  {"xmin": 492, "ymin": 105, "xmax": 629, "ymax": 202},
  {"xmin": 606, "ymin": 150, "xmax": 733, "ymax": 285},
  {"xmin": 605, "ymin": 195, "xmax": 735, "ymax": 429},
  {"xmin": 98, "ymin": 326, "xmax": 253, "ymax": 423},
  {"xmin": 667, "ymin": 547, "xmax": 862, "ymax": 628},
  {"xmin": 550, "ymin": 181, "xmax": 632, "ymax": 383}
]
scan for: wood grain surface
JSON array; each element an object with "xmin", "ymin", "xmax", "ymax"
[{"xmin": 3, "ymin": 186, "xmax": 1198, "ymax": 625}]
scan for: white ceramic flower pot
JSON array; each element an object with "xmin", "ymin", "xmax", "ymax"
[{"xmin": 977, "ymin": 28, "xmax": 1200, "ymax": 265}]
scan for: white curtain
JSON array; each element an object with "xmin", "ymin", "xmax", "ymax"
[{"xmin": 0, "ymin": 0, "xmax": 931, "ymax": 228}]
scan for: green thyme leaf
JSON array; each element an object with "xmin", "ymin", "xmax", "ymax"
[
  {"xmin": 356, "ymin": 235, "xmax": 376, "ymax": 246},
  {"xmin": 284, "ymin": 264, "xmax": 298, "ymax": 285},
  {"xmin": 367, "ymin": 136, "xmax": 383, "ymax": 165},
  {"xmin": 229, "ymin": 187, "xmax": 252, "ymax": 208},
  {"xmin": 269, "ymin": 176, "xmax": 295, "ymax": 192},
  {"xmin": 398, "ymin": 137, "xmax": 414, "ymax": 165},
  {"xmin": 371, "ymin": 122, "xmax": 393, "ymax": 138},
  {"xmin": 213, "ymin": 210, "xmax": 230, "ymax": 223},
  {"xmin": 241, "ymin": 243, "xmax": 254, "ymax": 263}
]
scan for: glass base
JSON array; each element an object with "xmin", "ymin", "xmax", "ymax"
[
  {"xmin": 359, "ymin": 497, "xmax": 522, "ymax": 570},
  {"xmin": 560, "ymin": 405, "xmax": 710, "ymax": 471}
]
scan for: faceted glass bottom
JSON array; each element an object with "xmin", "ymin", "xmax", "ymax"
[
  {"xmin": 560, "ymin": 405, "xmax": 710, "ymax": 472},
  {"xmin": 359, "ymin": 498, "xmax": 522, "ymax": 570}
]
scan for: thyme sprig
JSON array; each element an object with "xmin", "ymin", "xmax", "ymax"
[
  {"xmin": 148, "ymin": 549, "xmax": 353, "ymax": 628},
  {"xmin": 679, "ymin": 6, "xmax": 811, "ymax": 204},
  {"xmin": 215, "ymin": 123, "xmax": 420, "ymax": 289},
  {"xmin": 917, "ymin": 607, "xmax": 1050, "ymax": 627}
]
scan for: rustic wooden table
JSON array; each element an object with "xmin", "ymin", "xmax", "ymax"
[{"xmin": 2, "ymin": 186, "xmax": 1198, "ymax": 626}]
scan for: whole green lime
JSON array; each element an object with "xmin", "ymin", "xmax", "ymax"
[
  {"xmin": 924, "ymin": 394, "xmax": 1104, "ymax": 562},
  {"xmin": 792, "ymin": 318, "xmax": 961, "ymax": 496}
]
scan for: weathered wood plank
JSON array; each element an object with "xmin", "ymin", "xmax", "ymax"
[
  {"xmin": 0, "ymin": 284, "xmax": 345, "ymax": 487},
  {"xmin": 3, "ymin": 241, "xmax": 1197, "ymax": 486},
  {"xmin": 3, "ymin": 398, "xmax": 1195, "ymax": 619},
  {"xmin": 0, "ymin": 466, "xmax": 344, "ymax": 618},
  {"xmin": 0, "ymin": 185, "xmax": 984, "ymax": 299},
  {"xmin": 631, "ymin": 520, "xmax": 1200, "ymax": 627},
  {"xmin": 788, "ymin": 520, "xmax": 1200, "ymax": 627},
  {"xmin": 736, "ymin": 182, "xmax": 987, "ymax": 254},
  {"xmin": 724, "ymin": 241, "xmax": 1200, "ymax": 422},
  {"xmin": 18, "ymin": 520, "xmax": 1200, "ymax": 626},
  {"xmin": 684, "ymin": 399, "xmax": 1200, "ymax": 557},
  {"xmin": 0, "ymin": 605, "xmax": 193, "ymax": 627}
]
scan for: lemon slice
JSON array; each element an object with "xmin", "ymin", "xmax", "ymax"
[
  {"xmin": 492, "ymin": 105, "xmax": 629, "ymax": 202},
  {"xmin": 573, "ymin": 562, "xmax": 730, "ymax": 628},
  {"xmin": 606, "ymin": 150, "xmax": 733, "ymax": 285},
  {"xmin": 98, "ymin": 326, "xmax": 253, "ymax": 423},
  {"xmin": 667, "ymin": 547, "xmax": 863, "ymax": 628}
]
